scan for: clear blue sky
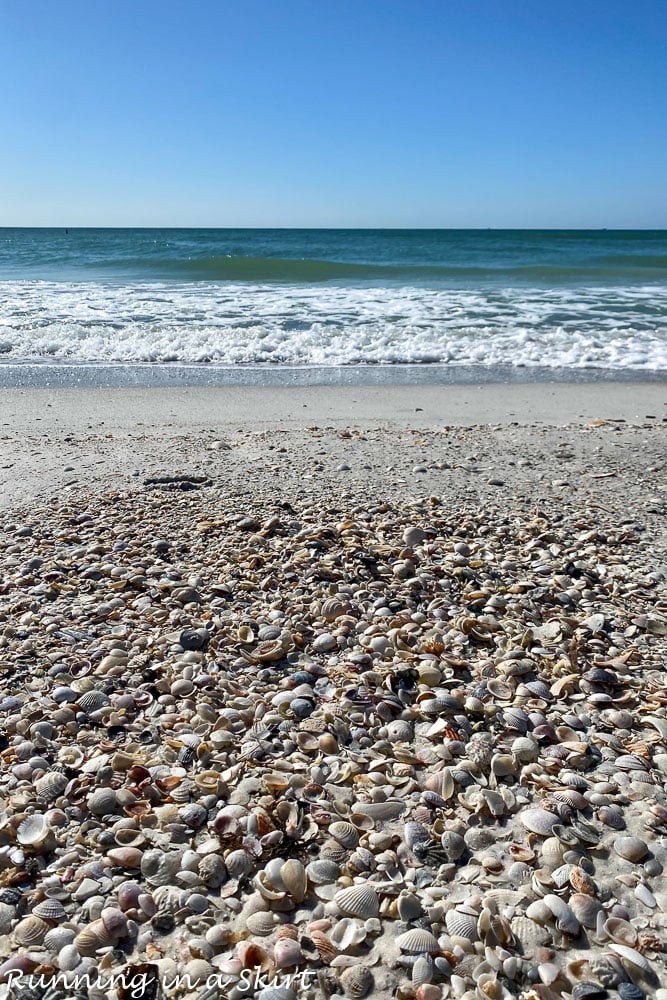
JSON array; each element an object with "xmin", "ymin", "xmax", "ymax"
[{"xmin": 1, "ymin": 0, "xmax": 665, "ymax": 227}]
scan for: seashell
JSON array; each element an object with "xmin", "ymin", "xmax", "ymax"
[
  {"xmin": 310, "ymin": 929, "xmax": 338, "ymax": 964},
  {"xmin": 108, "ymin": 846, "xmax": 143, "ymax": 868},
  {"xmin": 43, "ymin": 926, "xmax": 75, "ymax": 952},
  {"xmin": 445, "ymin": 907, "xmax": 478, "ymax": 941},
  {"xmin": 74, "ymin": 917, "xmax": 113, "ymax": 956},
  {"xmin": 140, "ymin": 849, "xmax": 182, "ymax": 885},
  {"xmin": 571, "ymin": 983, "xmax": 609, "ymax": 1000},
  {"xmin": 17, "ymin": 813, "xmax": 52, "ymax": 847},
  {"xmin": 339, "ymin": 966, "xmax": 374, "ymax": 999},
  {"xmin": 510, "ymin": 915, "xmax": 549, "ymax": 953},
  {"xmin": 306, "ymin": 859, "xmax": 341, "ymax": 885},
  {"xmin": 520, "ymin": 808, "xmax": 560, "ymax": 836},
  {"xmin": 101, "ymin": 906, "xmax": 128, "ymax": 938},
  {"xmin": 321, "ymin": 596, "xmax": 351, "ymax": 621},
  {"xmin": 334, "ymin": 885, "xmax": 380, "ymax": 919},
  {"xmin": 328, "ymin": 821, "xmax": 360, "ymax": 849},
  {"xmin": 14, "ymin": 915, "xmax": 49, "ymax": 946},
  {"xmin": 320, "ymin": 839, "xmax": 349, "ymax": 864},
  {"xmin": 569, "ymin": 865, "xmax": 597, "ymax": 895},
  {"xmin": 614, "ymin": 837, "xmax": 648, "ymax": 862},
  {"xmin": 423, "ymin": 768, "xmax": 454, "ymax": 799},
  {"xmin": 280, "ymin": 860, "xmax": 307, "ymax": 904},
  {"xmin": 77, "ymin": 690, "xmax": 111, "ymax": 714},
  {"xmin": 608, "ymin": 943, "xmax": 652, "ymax": 974},
  {"xmin": 396, "ymin": 928, "xmax": 440, "ymax": 953},
  {"xmin": 598, "ymin": 804, "xmax": 626, "ymax": 830},
  {"xmin": 412, "ymin": 955, "xmax": 435, "ymax": 986},
  {"xmin": 491, "ymin": 753, "xmax": 517, "ymax": 777},
  {"xmin": 35, "ymin": 771, "xmax": 68, "ymax": 801},
  {"xmin": 569, "ymin": 893, "xmax": 601, "ymax": 929},
  {"xmin": 87, "ymin": 787, "xmax": 119, "ymax": 816},
  {"xmin": 404, "ymin": 821, "xmax": 431, "ymax": 852},
  {"xmin": 117, "ymin": 881, "xmax": 143, "ymax": 911},
  {"xmin": 351, "ymin": 799, "xmax": 405, "ymax": 821},
  {"xmin": 397, "ymin": 891, "xmax": 423, "ymax": 922},
  {"xmin": 273, "ymin": 937, "xmax": 302, "ymax": 967},
  {"xmin": 32, "ymin": 898, "xmax": 67, "ymax": 921},
  {"xmin": 246, "ymin": 910, "xmax": 282, "ymax": 936},
  {"xmin": 329, "ymin": 917, "xmax": 367, "ymax": 953},
  {"xmin": 543, "ymin": 894, "xmax": 579, "ymax": 935},
  {"xmin": 604, "ymin": 917, "xmax": 638, "ymax": 947}
]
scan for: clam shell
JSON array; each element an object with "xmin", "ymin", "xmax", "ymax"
[
  {"xmin": 569, "ymin": 893, "xmax": 602, "ymax": 929},
  {"xmin": 74, "ymin": 918, "xmax": 113, "ymax": 956},
  {"xmin": 339, "ymin": 966, "xmax": 374, "ymax": 999},
  {"xmin": 17, "ymin": 814, "xmax": 51, "ymax": 847},
  {"xmin": 77, "ymin": 690, "xmax": 111, "ymax": 714},
  {"xmin": 334, "ymin": 885, "xmax": 380, "ymax": 919},
  {"xmin": 14, "ymin": 915, "xmax": 49, "ymax": 946},
  {"xmin": 87, "ymin": 787, "xmax": 119, "ymax": 816},
  {"xmin": 396, "ymin": 928, "xmax": 440, "ymax": 953},
  {"xmin": 613, "ymin": 837, "xmax": 649, "ymax": 862},
  {"xmin": 423, "ymin": 768, "xmax": 454, "ymax": 799},
  {"xmin": 520, "ymin": 808, "xmax": 560, "ymax": 836},
  {"xmin": 604, "ymin": 917, "xmax": 638, "ymax": 947},
  {"xmin": 412, "ymin": 955, "xmax": 435, "ymax": 986},
  {"xmin": 328, "ymin": 821, "xmax": 360, "ymax": 849},
  {"xmin": 329, "ymin": 917, "xmax": 367, "ymax": 953},
  {"xmin": 608, "ymin": 943, "xmax": 652, "ymax": 974},
  {"xmin": 280, "ymin": 860, "xmax": 307, "ymax": 904}
]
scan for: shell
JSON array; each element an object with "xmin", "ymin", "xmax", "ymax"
[
  {"xmin": 77, "ymin": 690, "xmax": 111, "ymax": 713},
  {"xmin": 35, "ymin": 771, "xmax": 68, "ymax": 801},
  {"xmin": 423, "ymin": 768, "xmax": 454, "ymax": 799},
  {"xmin": 273, "ymin": 938, "xmax": 302, "ymax": 968},
  {"xmin": 74, "ymin": 918, "xmax": 113, "ymax": 956},
  {"xmin": 16, "ymin": 814, "xmax": 51, "ymax": 847},
  {"xmin": 246, "ymin": 910, "xmax": 282, "ymax": 936},
  {"xmin": 87, "ymin": 787, "xmax": 119, "ymax": 816},
  {"xmin": 613, "ymin": 837, "xmax": 649, "ymax": 862},
  {"xmin": 328, "ymin": 821, "xmax": 360, "ymax": 849},
  {"xmin": 13, "ymin": 915, "xmax": 49, "ymax": 946},
  {"xmin": 140, "ymin": 849, "xmax": 182, "ymax": 886},
  {"xmin": 445, "ymin": 907, "xmax": 479, "ymax": 940},
  {"xmin": 32, "ymin": 899, "xmax": 67, "ymax": 921},
  {"xmin": 334, "ymin": 885, "xmax": 380, "ymax": 919},
  {"xmin": 520, "ymin": 808, "xmax": 560, "ymax": 836},
  {"xmin": 396, "ymin": 928, "xmax": 440, "ymax": 953},
  {"xmin": 412, "ymin": 955, "xmax": 435, "ymax": 986},
  {"xmin": 306, "ymin": 860, "xmax": 341, "ymax": 885},
  {"xmin": 280, "ymin": 860, "xmax": 307, "ymax": 904},
  {"xmin": 608, "ymin": 943, "xmax": 652, "ymax": 974},
  {"xmin": 604, "ymin": 917, "xmax": 639, "ymax": 948},
  {"xmin": 569, "ymin": 893, "xmax": 602, "ymax": 929},
  {"xmin": 329, "ymin": 917, "xmax": 367, "ymax": 953},
  {"xmin": 339, "ymin": 966, "xmax": 374, "ymax": 999}
]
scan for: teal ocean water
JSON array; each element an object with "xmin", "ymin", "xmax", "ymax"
[{"xmin": 0, "ymin": 228, "xmax": 666, "ymax": 384}]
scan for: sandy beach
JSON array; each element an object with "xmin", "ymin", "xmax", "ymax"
[{"xmin": 0, "ymin": 382, "xmax": 665, "ymax": 999}]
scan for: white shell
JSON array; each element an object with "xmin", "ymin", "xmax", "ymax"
[
  {"xmin": 334, "ymin": 885, "xmax": 380, "ymax": 919},
  {"xmin": 396, "ymin": 928, "xmax": 439, "ymax": 953}
]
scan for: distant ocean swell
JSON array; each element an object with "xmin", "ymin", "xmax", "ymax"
[{"xmin": 0, "ymin": 280, "xmax": 665, "ymax": 369}]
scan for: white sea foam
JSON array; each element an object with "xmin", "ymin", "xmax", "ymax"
[{"xmin": 0, "ymin": 280, "xmax": 665, "ymax": 369}]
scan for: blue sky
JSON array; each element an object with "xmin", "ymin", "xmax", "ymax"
[{"xmin": 1, "ymin": 0, "xmax": 665, "ymax": 227}]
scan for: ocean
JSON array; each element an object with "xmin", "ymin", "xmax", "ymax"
[{"xmin": 0, "ymin": 228, "xmax": 666, "ymax": 386}]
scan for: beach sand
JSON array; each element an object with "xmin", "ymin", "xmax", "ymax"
[{"xmin": 0, "ymin": 382, "xmax": 666, "ymax": 998}]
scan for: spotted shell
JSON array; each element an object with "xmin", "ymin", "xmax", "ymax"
[
  {"xmin": 339, "ymin": 966, "xmax": 374, "ymax": 999},
  {"xmin": 334, "ymin": 885, "xmax": 379, "ymax": 919},
  {"xmin": 396, "ymin": 928, "xmax": 439, "ymax": 953}
]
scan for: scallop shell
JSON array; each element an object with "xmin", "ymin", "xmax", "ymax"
[
  {"xmin": 35, "ymin": 771, "xmax": 68, "ymax": 801},
  {"xmin": 520, "ymin": 808, "xmax": 560, "ymax": 836},
  {"xmin": 43, "ymin": 927, "xmax": 75, "ymax": 952},
  {"xmin": 280, "ymin": 860, "xmax": 307, "ymax": 904},
  {"xmin": 445, "ymin": 908, "xmax": 478, "ymax": 941},
  {"xmin": 310, "ymin": 929, "xmax": 338, "ymax": 964},
  {"xmin": 334, "ymin": 885, "xmax": 380, "ymax": 919},
  {"xmin": 396, "ymin": 928, "xmax": 440, "ymax": 953},
  {"xmin": 87, "ymin": 787, "xmax": 119, "ymax": 816},
  {"xmin": 306, "ymin": 860, "xmax": 341, "ymax": 885},
  {"xmin": 339, "ymin": 966, "xmax": 374, "ymax": 999},
  {"xmin": 14, "ymin": 915, "xmax": 49, "ymax": 946},
  {"xmin": 328, "ymin": 821, "xmax": 360, "ymax": 849},
  {"xmin": 78, "ymin": 690, "xmax": 111, "ymax": 714},
  {"xmin": 246, "ymin": 910, "xmax": 282, "ymax": 936},
  {"xmin": 321, "ymin": 596, "xmax": 351, "ymax": 621},
  {"xmin": 412, "ymin": 954, "xmax": 435, "ymax": 986},
  {"xmin": 32, "ymin": 899, "xmax": 67, "ymax": 921},
  {"xmin": 320, "ymin": 839, "xmax": 349, "ymax": 864}
]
